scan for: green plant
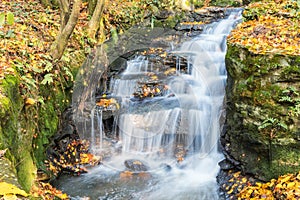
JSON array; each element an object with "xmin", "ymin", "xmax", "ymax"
[
  {"xmin": 279, "ymin": 86, "xmax": 300, "ymax": 117},
  {"xmin": 258, "ymin": 117, "xmax": 288, "ymax": 164}
]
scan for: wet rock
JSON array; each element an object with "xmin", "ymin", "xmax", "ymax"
[
  {"xmin": 124, "ymin": 159, "xmax": 149, "ymax": 172},
  {"xmin": 174, "ymin": 144, "xmax": 187, "ymax": 163},
  {"xmin": 176, "ymin": 160, "xmax": 188, "ymax": 169},
  {"xmin": 51, "ymin": 107, "xmax": 79, "ymax": 151},
  {"xmin": 109, "ymin": 57, "xmax": 127, "ymax": 75},
  {"xmin": 155, "ymin": 9, "xmax": 174, "ymax": 20},
  {"xmin": 0, "ymin": 157, "xmax": 21, "ymax": 187},
  {"xmin": 218, "ymin": 159, "xmax": 235, "ymax": 170},
  {"xmin": 119, "ymin": 170, "xmax": 151, "ymax": 180},
  {"xmin": 159, "ymin": 163, "xmax": 172, "ymax": 172},
  {"xmin": 119, "ymin": 170, "xmax": 134, "ymax": 179},
  {"xmin": 206, "ymin": 7, "xmax": 225, "ymax": 14},
  {"xmin": 96, "ymin": 97, "xmax": 120, "ymax": 111},
  {"xmin": 175, "ymin": 23, "xmax": 194, "ymax": 31},
  {"xmin": 192, "ymin": 24, "xmax": 205, "ymax": 31},
  {"xmin": 175, "ymin": 22, "xmax": 205, "ymax": 31}
]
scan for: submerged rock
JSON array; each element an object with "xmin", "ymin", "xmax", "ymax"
[
  {"xmin": 159, "ymin": 163, "xmax": 172, "ymax": 172},
  {"xmin": 174, "ymin": 144, "xmax": 187, "ymax": 163},
  {"xmin": 124, "ymin": 159, "xmax": 149, "ymax": 172}
]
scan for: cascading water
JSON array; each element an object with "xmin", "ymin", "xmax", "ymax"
[{"xmin": 55, "ymin": 8, "xmax": 242, "ymax": 200}]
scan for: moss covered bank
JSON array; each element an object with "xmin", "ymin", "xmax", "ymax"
[
  {"xmin": 0, "ymin": 72, "xmax": 71, "ymax": 191},
  {"xmin": 223, "ymin": 41, "xmax": 300, "ymax": 181},
  {"xmin": 222, "ymin": 0, "xmax": 300, "ymax": 181}
]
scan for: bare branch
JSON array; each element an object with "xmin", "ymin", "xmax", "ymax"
[
  {"xmin": 58, "ymin": 0, "xmax": 70, "ymax": 31},
  {"xmin": 87, "ymin": 0, "xmax": 105, "ymax": 39}
]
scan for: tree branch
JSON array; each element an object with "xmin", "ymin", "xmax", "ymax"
[
  {"xmin": 58, "ymin": 0, "xmax": 70, "ymax": 31},
  {"xmin": 87, "ymin": 0, "xmax": 105, "ymax": 40},
  {"xmin": 50, "ymin": 0, "xmax": 82, "ymax": 60}
]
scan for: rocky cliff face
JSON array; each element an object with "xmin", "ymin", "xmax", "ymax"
[{"xmin": 223, "ymin": 43, "xmax": 300, "ymax": 181}]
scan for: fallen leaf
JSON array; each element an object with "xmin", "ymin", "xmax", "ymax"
[
  {"xmin": 0, "ymin": 182, "xmax": 28, "ymax": 197},
  {"xmin": 25, "ymin": 97, "xmax": 36, "ymax": 106}
]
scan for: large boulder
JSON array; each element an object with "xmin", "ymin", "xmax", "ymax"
[{"xmin": 222, "ymin": 43, "xmax": 300, "ymax": 181}]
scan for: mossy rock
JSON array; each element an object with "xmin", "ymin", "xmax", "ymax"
[
  {"xmin": 223, "ymin": 43, "xmax": 300, "ymax": 181},
  {"xmin": 0, "ymin": 70, "xmax": 72, "ymax": 190},
  {"xmin": 16, "ymin": 152, "xmax": 37, "ymax": 192}
]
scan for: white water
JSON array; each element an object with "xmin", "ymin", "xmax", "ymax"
[
  {"xmin": 61, "ymin": 9, "xmax": 242, "ymax": 200},
  {"xmin": 103, "ymin": 9, "xmax": 242, "ymax": 199}
]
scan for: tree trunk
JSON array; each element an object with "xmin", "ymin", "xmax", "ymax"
[
  {"xmin": 50, "ymin": 0, "xmax": 82, "ymax": 60},
  {"xmin": 40, "ymin": 0, "xmax": 59, "ymax": 7},
  {"xmin": 88, "ymin": 0, "xmax": 97, "ymax": 16},
  {"xmin": 87, "ymin": 0, "xmax": 105, "ymax": 40},
  {"xmin": 40, "ymin": 0, "xmax": 51, "ymax": 7}
]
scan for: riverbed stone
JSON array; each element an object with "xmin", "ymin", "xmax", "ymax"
[{"xmin": 124, "ymin": 159, "xmax": 149, "ymax": 172}]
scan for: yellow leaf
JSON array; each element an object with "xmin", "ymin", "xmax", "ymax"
[
  {"xmin": 133, "ymin": 161, "xmax": 142, "ymax": 165},
  {"xmin": 56, "ymin": 192, "xmax": 69, "ymax": 200},
  {"xmin": 241, "ymin": 177, "xmax": 247, "ymax": 183},
  {"xmin": 286, "ymin": 182, "xmax": 295, "ymax": 188},
  {"xmin": 25, "ymin": 97, "xmax": 36, "ymax": 106},
  {"xmin": 151, "ymin": 75, "xmax": 158, "ymax": 80},
  {"xmin": 256, "ymin": 182, "xmax": 262, "ymax": 187},
  {"xmin": 247, "ymin": 188, "xmax": 253, "ymax": 196},
  {"xmin": 3, "ymin": 194, "xmax": 18, "ymax": 200},
  {"xmin": 227, "ymin": 188, "xmax": 234, "ymax": 194},
  {"xmin": 296, "ymin": 173, "xmax": 300, "ymax": 180},
  {"xmin": 275, "ymin": 183, "xmax": 283, "ymax": 189},
  {"xmin": 279, "ymin": 174, "xmax": 293, "ymax": 184},
  {"xmin": 228, "ymin": 178, "xmax": 234, "ymax": 182},
  {"xmin": 0, "ymin": 182, "xmax": 28, "ymax": 197},
  {"xmin": 233, "ymin": 171, "xmax": 241, "ymax": 178}
]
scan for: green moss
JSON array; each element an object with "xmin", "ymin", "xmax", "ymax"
[
  {"xmin": 0, "ymin": 72, "xmax": 71, "ymax": 190},
  {"xmin": 153, "ymin": 19, "xmax": 164, "ymax": 27},
  {"xmin": 34, "ymin": 102, "xmax": 59, "ymax": 167},
  {"xmin": 16, "ymin": 151, "xmax": 36, "ymax": 192},
  {"xmin": 210, "ymin": 0, "xmax": 241, "ymax": 7},
  {"xmin": 0, "ymin": 75, "xmax": 36, "ymax": 190},
  {"xmin": 0, "ymin": 75, "xmax": 21, "ymax": 152},
  {"xmin": 0, "ymin": 95, "xmax": 10, "ymax": 118},
  {"xmin": 186, "ymin": 0, "xmax": 204, "ymax": 8},
  {"xmin": 164, "ymin": 16, "xmax": 179, "ymax": 28},
  {"xmin": 33, "ymin": 84, "xmax": 70, "ymax": 168},
  {"xmin": 260, "ymin": 145, "xmax": 300, "ymax": 180},
  {"xmin": 281, "ymin": 65, "xmax": 300, "ymax": 81},
  {"xmin": 225, "ymin": 43, "xmax": 300, "ymax": 181}
]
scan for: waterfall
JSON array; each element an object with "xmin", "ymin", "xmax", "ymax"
[
  {"xmin": 99, "ymin": 9, "xmax": 242, "ymax": 199},
  {"xmin": 66, "ymin": 8, "xmax": 243, "ymax": 200}
]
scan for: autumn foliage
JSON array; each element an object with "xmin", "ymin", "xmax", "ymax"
[
  {"xmin": 228, "ymin": 0, "xmax": 300, "ymax": 55},
  {"xmin": 30, "ymin": 182, "xmax": 69, "ymax": 200},
  {"xmin": 46, "ymin": 140, "xmax": 101, "ymax": 176},
  {"xmin": 238, "ymin": 171, "xmax": 300, "ymax": 199}
]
